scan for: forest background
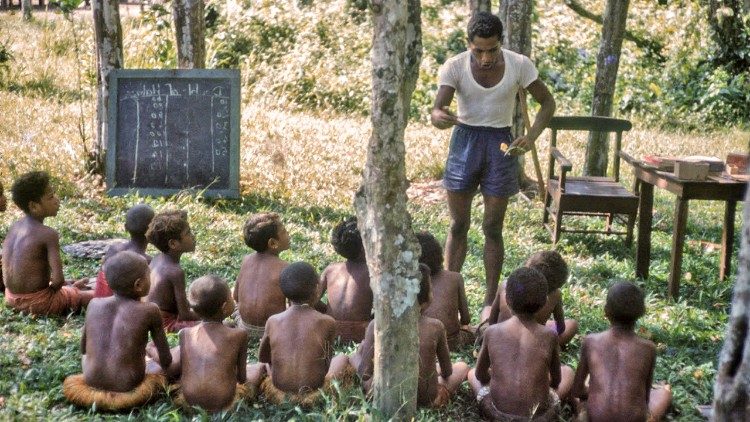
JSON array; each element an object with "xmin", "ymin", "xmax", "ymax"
[{"xmin": 0, "ymin": 0, "xmax": 749, "ymax": 420}]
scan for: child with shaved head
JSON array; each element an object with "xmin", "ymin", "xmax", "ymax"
[
  {"xmin": 318, "ymin": 216, "xmax": 372, "ymax": 342},
  {"xmin": 94, "ymin": 204, "xmax": 155, "ymax": 297},
  {"xmin": 234, "ymin": 212, "xmax": 290, "ymax": 342},
  {"xmin": 168, "ymin": 275, "xmax": 265, "ymax": 412},
  {"xmin": 64, "ymin": 251, "xmax": 172, "ymax": 411},
  {"xmin": 145, "ymin": 210, "xmax": 199, "ymax": 332},
  {"xmin": 259, "ymin": 261, "xmax": 354, "ymax": 407},
  {"xmin": 572, "ymin": 281, "xmax": 672, "ymax": 421},
  {"xmin": 469, "ymin": 267, "xmax": 574, "ymax": 420}
]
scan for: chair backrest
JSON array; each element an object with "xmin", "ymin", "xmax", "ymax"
[{"xmin": 548, "ymin": 116, "xmax": 632, "ymax": 181}]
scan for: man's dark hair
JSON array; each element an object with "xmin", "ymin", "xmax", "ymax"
[
  {"xmin": 188, "ymin": 275, "xmax": 231, "ymax": 318},
  {"xmin": 467, "ymin": 12, "xmax": 503, "ymax": 43},
  {"xmin": 605, "ymin": 281, "xmax": 646, "ymax": 325},
  {"xmin": 243, "ymin": 212, "xmax": 283, "ymax": 252},
  {"xmin": 505, "ymin": 267, "xmax": 548, "ymax": 315},
  {"xmin": 125, "ymin": 204, "xmax": 155, "ymax": 236},
  {"xmin": 416, "ymin": 231, "xmax": 443, "ymax": 276},
  {"xmin": 11, "ymin": 171, "xmax": 50, "ymax": 213},
  {"xmin": 417, "ymin": 263, "xmax": 432, "ymax": 305},
  {"xmin": 104, "ymin": 251, "xmax": 149, "ymax": 294},
  {"xmin": 280, "ymin": 261, "xmax": 319, "ymax": 303},
  {"xmin": 525, "ymin": 250, "xmax": 569, "ymax": 292},
  {"xmin": 331, "ymin": 216, "xmax": 363, "ymax": 261},
  {"xmin": 146, "ymin": 210, "xmax": 189, "ymax": 253}
]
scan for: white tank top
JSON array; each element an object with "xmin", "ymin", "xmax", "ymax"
[{"xmin": 437, "ymin": 49, "xmax": 539, "ymax": 128}]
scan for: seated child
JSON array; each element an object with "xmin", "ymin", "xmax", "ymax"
[
  {"xmin": 259, "ymin": 261, "xmax": 354, "ymax": 407},
  {"xmin": 145, "ymin": 210, "xmax": 199, "ymax": 332},
  {"xmin": 416, "ymin": 231, "xmax": 474, "ymax": 351},
  {"xmin": 94, "ymin": 204, "xmax": 155, "ymax": 298},
  {"xmin": 469, "ymin": 267, "xmax": 574, "ymax": 421},
  {"xmin": 487, "ymin": 250, "xmax": 578, "ymax": 346},
  {"xmin": 168, "ymin": 275, "xmax": 266, "ymax": 412},
  {"xmin": 0, "ymin": 181, "xmax": 7, "ymax": 293},
  {"xmin": 234, "ymin": 212, "xmax": 290, "ymax": 342},
  {"xmin": 572, "ymin": 281, "xmax": 672, "ymax": 422},
  {"xmin": 318, "ymin": 216, "xmax": 372, "ymax": 342},
  {"xmin": 352, "ymin": 263, "xmax": 469, "ymax": 408},
  {"xmin": 63, "ymin": 251, "xmax": 172, "ymax": 411},
  {"xmin": 2, "ymin": 171, "xmax": 93, "ymax": 315}
]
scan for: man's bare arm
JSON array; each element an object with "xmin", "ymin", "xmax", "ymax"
[
  {"xmin": 510, "ymin": 79, "xmax": 556, "ymax": 149},
  {"xmin": 430, "ymin": 85, "xmax": 458, "ymax": 129}
]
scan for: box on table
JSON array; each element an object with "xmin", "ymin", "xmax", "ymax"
[
  {"xmin": 674, "ymin": 160, "xmax": 709, "ymax": 180},
  {"xmin": 726, "ymin": 153, "xmax": 749, "ymax": 175}
]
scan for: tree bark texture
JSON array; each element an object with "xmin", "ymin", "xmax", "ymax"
[
  {"xmin": 468, "ymin": 0, "xmax": 491, "ymax": 15},
  {"xmin": 91, "ymin": 0, "xmax": 123, "ymax": 175},
  {"xmin": 173, "ymin": 0, "xmax": 206, "ymax": 69},
  {"xmin": 584, "ymin": 0, "xmax": 628, "ymax": 177},
  {"xmin": 353, "ymin": 0, "xmax": 422, "ymax": 419},
  {"xmin": 712, "ymin": 182, "xmax": 750, "ymax": 420},
  {"xmin": 21, "ymin": 0, "xmax": 30, "ymax": 20}
]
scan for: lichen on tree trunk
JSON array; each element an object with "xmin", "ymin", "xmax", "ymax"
[
  {"xmin": 173, "ymin": 0, "xmax": 206, "ymax": 69},
  {"xmin": 713, "ymin": 179, "xmax": 750, "ymax": 420},
  {"xmin": 584, "ymin": 0, "xmax": 629, "ymax": 177},
  {"xmin": 353, "ymin": 0, "xmax": 422, "ymax": 419}
]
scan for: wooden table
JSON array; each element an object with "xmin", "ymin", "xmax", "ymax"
[{"xmin": 623, "ymin": 154, "xmax": 747, "ymax": 299}]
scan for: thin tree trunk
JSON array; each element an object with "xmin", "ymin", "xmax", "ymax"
[
  {"xmin": 713, "ymin": 177, "xmax": 750, "ymax": 420},
  {"xmin": 91, "ymin": 0, "xmax": 123, "ymax": 175},
  {"xmin": 468, "ymin": 0, "xmax": 490, "ymax": 15},
  {"xmin": 353, "ymin": 0, "xmax": 422, "ymax": 419},
  {"xmin": 21, "ymin": 0, "xmax": 31, "ymax": 20},
  {"xmin": 584, "ymin": 0, "xmax": 628, "ymax": 177},
  {"xmin": 173, "ymin": 0, "xmax": 205, "ymax": 69}
]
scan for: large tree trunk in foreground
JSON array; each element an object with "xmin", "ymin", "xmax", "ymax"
[
  {"xmin": 468, "ymin": 0, "xmax": 490, "ymax": 15},
  {"xmin": 91, "ymin": 0, "xmax": 123, "ymax": 175},
  {"xmin": 353, "ymin": 0, "xmax": 422, "ymax": 419},
  {"xmin": 713, "ymin": 173, "xmax": 750, "ymax": 419},
  {"xmin": 584, "ymin": 0, "xmax": 628, "ymax": 176},
  {"xmin": 173, "ymin": 0, "xmax": 206, "ymax": 69},
  {"xmin": 21, "ymin": 0, "xmax": 30, "ymax": 20}
]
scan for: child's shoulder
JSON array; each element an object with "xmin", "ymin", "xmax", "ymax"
[{"xmin": 420, "ymin": 315, "xmax": 445, "ymax": 332}]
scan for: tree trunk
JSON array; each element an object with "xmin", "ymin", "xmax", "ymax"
[
  {"xmin": 173, "ymin": 0, "xmax": 206, "ymax": 69},
  {"xmin": 498, "ymin": 0, "xmax": 533, "ymax": 185},
  {"xmin": 584, "ymin": 0, "xmax": 628, "ymax": 177},
  {"xmin": 21, "ymin": 0, "xmax": 31, "ymax": 20},
  {"xmin": 91, "ymin": 0, "xmax": 123, "ymax": 175},
  {"xmin": 468, "ymin": 0, "xmax": 490, "ymax": 15},
  {"xmin": 712, "ymin": 180, "xmax": 750, "ymax": 420},
  {"xmin": 353, "ymin": 0, "xmax": 422, "ymax": 419}
]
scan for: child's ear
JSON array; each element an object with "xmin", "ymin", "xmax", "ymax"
[
  {"xmin": 267, "ymin": 237, "xmax": 279, "ymax": 250},
  {"xmin": 168, "ymin": 238, "xmax": 179, "ymax": 251}
]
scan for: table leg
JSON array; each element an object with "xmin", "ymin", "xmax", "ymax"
[
  {"xmin": 669, "ymin": 198, "xmax": 689, "ymax": 300},
  {"xmin": 636, "ymin": 182, "xmax": 654, "ymax": 279},
  {"xmin": 720, "ymin": 200, "xmax": 737, "ymax": 281}
]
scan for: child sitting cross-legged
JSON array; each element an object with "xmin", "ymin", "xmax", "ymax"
[
  {"xmin": 3, "ymin": 171, "xmax": 93, "ymax": 315},
  {"xmin": 63, "ymin": 251, "xmax": 172, "ymax": 411},
  {"xmin": 351, "ymin": 263, "xmax": 470, "ymax": 408},
  {"xmin": 259, "ymin": 261, "xmax": 355, "ymax": 407},
  {"xmin": 487, "ymin": 250, "xmax": 578, "ymax": 347},
  {"xmin": 145, "ymin": 210, "xmax": 199, "ymax": 332},
  {"xmin": 416, "ymin": 231, "xmax": 474, "ymax": 351},
  {"xmin": 572, "ymin": 281, "xmax": 672, "ymax": 422},
  {"xmin": 469, "ymin": 267, "xmax": 574, "ymax": 421},
  {"xmin": 318, "ymin": 216, "xmax": 372, "ymax": 343},
  {"xmin": 94, "ymin": 204, "xmax": 155, "ymax": 298},
  {"xmin": 165, "ymin": 275, "xmax": 266, "ymax": 412},
  {"xmin": 234, "ymin": 212, "xmax": 290, "ymax": 343}
]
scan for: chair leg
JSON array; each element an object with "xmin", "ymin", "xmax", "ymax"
[
  {"xmin": 543, "ymin": 191, "xmax": 551, "ymax": 224},
  {"xmin": 553, "ymin": 211, "xmax": 563, "ymax": 244},
  {"xmin": 625, "ymin": 211, "xmax": 636, "ymax": 247},
  {"xmin": 606, "ymin": 213, "xmax": 614, "ymax": 233}
]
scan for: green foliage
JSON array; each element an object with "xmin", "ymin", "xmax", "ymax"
[
  {"xmin": 0, "ymin": 40, "xmax": 12, "ymax": 88},
  {"xmin": 56, "ymin": 0, "xmax": 84, "ymax": 18}
]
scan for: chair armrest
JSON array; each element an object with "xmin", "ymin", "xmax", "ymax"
[
  {"xmin": 619, "ymin": 150, "xmax": 637, "ymax": 166},
  {"xmin": 551, "ymin": 148, "xmax": 573, "ymax": 172}
]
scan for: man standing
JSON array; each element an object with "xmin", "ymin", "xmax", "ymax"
[{"xmin": 430, "ymin": 12, "xmax": 555, "ymax": 320}]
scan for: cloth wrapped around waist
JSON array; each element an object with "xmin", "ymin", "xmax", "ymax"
[
  {"xmin": 94, "ymin": 269, "xmax": 113, "ymax": 298},
  {"xmin": 160, "ymin": 310, "xmax": 199, "ymax": 333},
  {"xmin": 334, "ymin": 319, "xmax": 370, "ymax": 343},
  {"xmin": 5, "ymin": 285, "xmax": 82, "ymax": 316},
  {"xmin": 236, "ymin": 316, "xmax": 266, "ymax": 344},
  {"xmin": 479, "ymin": 388, "xmax": 560, "ymax": 422},
  {"xmin": 446, "ymin": 325, "xmax": 477, "ymax": 351},
  {"xmin": 63, "ymin": 373, "xmax": 166, "ymax": 411},
  {"xmin": 171, "ymin": 381, "xmax": 257, "ymax": 411},
  {"xmin": 260, "ymin": 365, "xmax": 355, "ymax": 407}
]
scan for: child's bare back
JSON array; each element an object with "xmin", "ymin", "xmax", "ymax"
[
  {"xmin": 236, "ymin": 252, "xmax": 288, "ymax": 326},
  {"xmin": 321, "ymin": 261, "xmax": 371, "ymax": 320}
]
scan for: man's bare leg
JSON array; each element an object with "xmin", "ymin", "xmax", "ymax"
[
  {"xmin": 481, "ymin": 194, "xmax": 509, "ymax": 307},
  {"xmin": 445, "ymin": 190, "xmax": 475, "ymax": 274}
]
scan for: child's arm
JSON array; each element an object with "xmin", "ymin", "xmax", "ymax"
[
  {"xmin": 552, "ymin": 299, "xmax": 566, "ymax": 335},
  {"xmin": 645, "ymin": 344, "xmax": 656, "ymax": 398},
  {"xmin": 437, "ymin": 327, "xmax": 453, "ymax": 379},
  {"xmin": 357, "ymin": 322, "xmax": 375, "ymax": 381},
  {"xmin": 149, "ymin": 308, "xmax": 173, "ymax": 370},
  {"xmin": 80, "ymin": 323, "xmax": 87, "ymax": 354},
  {"xmin": 45, "ymin": 230, "xmax": 65, "ymax": 290},
  {"xmin": 475, "ymin": 342, "xmax": 491, "ymax": 384},
  {"xmin": 457, "ymin": 275, "xmax": 471, "ymax": 326},
  {"xmin": 549, "ymin": 338, "xmax": 562, "ymax": 389},
  {"xmin": 571, "ymin": 337, "xmax": 590, "ymax": 399},
  {"xmin": 258, "ymin": 324, "xmax": 271, "ymax": 364},
  {"xmin": 314, "ymin": 269, "xmax": 329, "ymax": 313},
  {"xmin": 237, "ymin": 331, "xmax": 249, "ymax": 384},
  {"xmin": 172, "ymin": 270, "xmax": 199, "ymax": 321}
]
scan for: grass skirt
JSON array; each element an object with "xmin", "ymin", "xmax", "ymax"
[{"xmin": 63, "ymin": 373, "xmax": 165, "ymax": 411}]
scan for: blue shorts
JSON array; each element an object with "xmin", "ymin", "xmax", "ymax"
[{"xmin": 442, "ymin": 124, "xmax": 519, "ymax": 198}]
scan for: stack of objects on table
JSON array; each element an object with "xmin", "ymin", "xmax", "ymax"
[{"xmin": 643, "ymin": 155, "xmax": 738, "ymax": 181}]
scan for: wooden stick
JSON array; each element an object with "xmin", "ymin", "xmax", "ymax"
[{"xmin": 519, "ymin": 89, "xmax": 545, "ymax": 200}]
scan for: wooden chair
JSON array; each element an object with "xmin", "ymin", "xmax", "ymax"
[{"xmin": 542, "ymin": 116, "xmax": 638, "ymax": 245}]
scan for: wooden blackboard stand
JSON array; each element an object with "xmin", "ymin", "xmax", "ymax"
[{"xmin": 106, "ymin": 69, "xmax": 241, "ymax": 198}]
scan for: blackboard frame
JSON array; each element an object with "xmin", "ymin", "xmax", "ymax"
[{"xmin": 106, "ymin": 69, "xmax": 241, "ymax": 198}]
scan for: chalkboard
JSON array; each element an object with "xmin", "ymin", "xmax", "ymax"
[{"xmin": 106, "ymin": 69, "xmax": 240, "ymax": 198}]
